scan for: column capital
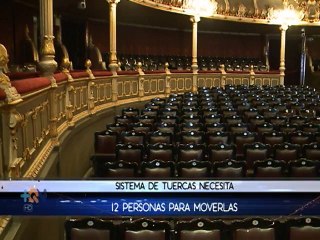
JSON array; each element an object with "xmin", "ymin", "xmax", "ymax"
[
  {"xmin": 280, "ymin": 24, "xmax": 288, "ymax": 32},
  {"xmin": 190, "ymin": 15, "xmax": 200, "ymax": 23},
  {"xmin": 107, "ymin": 0, "xmax": 120, "ymax": 4}
]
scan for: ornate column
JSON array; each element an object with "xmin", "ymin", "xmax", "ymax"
[
  {"xmin": 107, "ymin": 0, "xmax": 120, "ymax": 74},
  {"xmin": 39, "ymin": 0, "xmax": 58, "ymax": 141},
  {"xmin": 38, "ymin": 0, "xmax": 57, "ymax": 85},
  {"xmin": 165, "ymin": 62, "xmax": 171, "ymax": 97},
  {"xmin": 279, "ymin": 24, "xmax": 288, "ymax": 85},
  {"xmin": 190, "ymin": 16, "xmax": 200, "ymax": 73}
]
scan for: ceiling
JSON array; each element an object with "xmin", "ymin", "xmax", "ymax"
[{"xmin": 17, "ymin": 0, "xmax": 320, "ymax": 36}]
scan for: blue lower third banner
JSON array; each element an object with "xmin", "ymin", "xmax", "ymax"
[{"xmin": 1, "ymin": 193, "xmax": 320, "ymax": 216}]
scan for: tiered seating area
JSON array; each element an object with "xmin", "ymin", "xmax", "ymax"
[
  {"xmin": 116, "ymin": 54, "xmax": 268, "ymax": 72},
  {"xmin": 91, "ymin": 85, "xmax": 320, "ymax": 179},
  {"xmin": 65, "ymin": 216, "xmax": 320, "ymax": 240}
]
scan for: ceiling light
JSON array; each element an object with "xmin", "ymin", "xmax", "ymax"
[{"xmin": 183, "ymin": 0, "xmax": 217, "ymax": 17}]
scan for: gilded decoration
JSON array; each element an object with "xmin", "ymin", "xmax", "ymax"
[
  {"xmin": 131, "ymin": 0, "xmax": 320, "ymax": 23},
  {"xmin": 41, "ymin": 35, "xmax": 55, "ymax": 56},
  {"xmin": 85, "ymin": 59, "xmax": 95, "ymax": 79},
  {"xmin": 0, "ymin": 44, "xmax": 22, "ymax": 105}
]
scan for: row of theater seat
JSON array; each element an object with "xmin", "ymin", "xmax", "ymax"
[
  {"xmin": 130, "ymin": 114, "xmax": 320, "ymax": 128},
  {"xmin": 93, "ymin": 140, "xmax": 320, "ymax": 163},
  {"xmin": 95, "ymin": 127, "xmax": 320, "ymax": 146},
  {"xmin": 91, "ymin": 85, "xmax": 320, "ymax": 178},
  {"xmin": 92, "ymin": 158, "xmax": 320, "ymax": 178},
  {"xmin": 65, "ymin": 217, "xmax": 320, "ymax": 240},
  {"xmin": 116, "ymin": 54, "xmax": 266, "ymax": 72},
  {"xmin": 95, "ymin": 130, "xmax": 320, "ymax": 158}
]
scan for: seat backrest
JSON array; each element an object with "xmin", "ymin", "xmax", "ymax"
[
  {"xmin": 285, "ymin": 217, "xmax": 320, "ymax": 240},
  {"xmin": 287, "ymin": 131, "xmax": 313, "ymax": 145},
  {"xmin": 177, "ymin": 144, "xmax": 205, "ymax": 162},
  {"xmin": 233, "ymin": 131, "xmax": 257, "ymax": 156},
  {"xmin": 273, "ymin": 143, "xmax": 300, "ymax": 162},
  {"xmin": 229, "ymin": 123, "xmax": 249, "ymax": 133},
  {"xmin": 182, "ymin": 108, "xmax": 199, "ymax": 116},
  {"xmin": 244, "ymin": 108, "xmax": 259, "ymax": 120},
  {"xmin": 94, "ymin": 130, "xmax": 118, "ymax": 154},
  {"xmin": 205, "ymin": 123, "xmax": 226, "ymax": 133},
  {"xmin": 181, "ymin": 115, "xmax": 202, "ymax": 124},
  {"xmin": 203, "ymin": 114, "xmax": 222, "ymax": 124},
  {"xmin": 244, "ymin": 142, "xmax": 270, "ymax": 169},
  {"xmin": 279, "ymin": 123, "xmax": 298, "ymax": 134},
  {"xmin": 222, "ymin": 107, "xmax": 237, "ymax": 117},
  {"xmin": 262, "ymin": 131, "xmax": 285, "ymax": 146},
  {"xmin": 249, "ymin": 115, "xmax": 265, "ymax": 131},
  {"xmin": 256, "ymin": 123, "xmax": 274, "ymax": 140},
  {"xmin": 213, "ymin": 159, "xmax": 246, "ymax": 178},
  {"xmin": 225, "ymin": 115, "xmax": 243, "ymax": 125},
  {"xmin": 177, "ymin": 160, "xmax": 211, "ymax": 178},
  {"xmin": 201, "ymin": 107, "xmax": 219, "ymax": 117},
  {"xmin": 138, "ymin": 115, "xmax": 156, "ymax": 125},
  {"xmin": 121, "ymin": 131, "xmax": 146, "ymax": 145},
  {"xmin": 130, "ymin": 122, "xmax": 153, "ymax": 135},
  {"xmin": 120, "ymin": 218, "xmax": 171, "ymax": 240},
  {"xmin": 147, "ymin": 143, "xmax": 175, "ymax": 162},
  {"xmin": 253, "ymin": 159, "xmax": 286, "ymax": 178},
  {"xmin": 262, "ymin": 108, "xmax": 278, "ymax": 120},
  {"xmin": 208, "ymin": 143, "xmax": 236, "ymax": 162},
  {"xmin": 176, "ymin": 218, "xmax": 225, "ymax": 240},
  {"xmin": 106, "ymin": 123, "xmax": 127, "ymax": 134},
  {"xmin": 148, "ymin": 131, "xmax": 173, "ymax": 144},
  {"xmin": 231, "ymin": 218, "xmax": 279, "ymax": 240},
  {"xmin": 206, "ymin": 131, "xmax": 230, "ymax": 145},
  {"xmin": 159, "ymin": 115, "xmax": 179, "ymax": 124},
  {"xmin": 181, "ymin": 122, "xmax": 204, "ymax": 132},
  {"xmin": 116, "ymin": 144, "xmax": 144, "ymax": 163},
  {"xmin": 102, "ymin": 161, "xmax": 138, "ymax": 178},
  {"xmin": 65, "ymin": 218, "xmax": 114, "ymax": 240},
  {"xmin": 302, "ymin": 123, "xmax": 320, "ymax": 133},
  {"xmin": 122, "ymin": 107, "xmax": 140, "ymax": 117},
  {"xmin": 160, "ymin": 107, "xmax": 178, "ymax": 117},
  {"xmin": 141, "ymin": 160, "xmax": 175, "ymax": 178},
  {"xmin": 156, "ymin": 122, "xmax": 178, "ymax": 135},
  {"xmin": 269, "ymin": 116, "xmax": 287, "ymax": 127},
  {"xmin": 179, "ymin": 131, "xmax": 205, "ymax": 144},
  {"xmin": 303, "ymin": 143, "xmax": 320, "ymax": 160},
  {"xmin": 141, "ymin": 108, "xmax": 158, "ymax": 117},
  {"xmin": 289, "ymin": 115, "xmax": 307, "ymax": 125},
  {"xmin": 288, "ymin": 159, "xmax": 318, "ymax": 177},
  {"xmin": 115, "ymin": 115, "xmax": 137, "ymax": 125}
]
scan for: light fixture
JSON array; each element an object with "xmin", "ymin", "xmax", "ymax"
[
  {"xmin": 183, "ymin": 0, "xmax": 217, "ymax": 17},
  {"xmin": 267, "ymin": 0, "xmax": 304, "ymax": 26}
]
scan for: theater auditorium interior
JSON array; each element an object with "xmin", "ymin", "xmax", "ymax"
[{"xmin": 1, "ymin": 0, "xmax": 320, "ymax": 239}]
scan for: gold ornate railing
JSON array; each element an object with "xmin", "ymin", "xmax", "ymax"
[{"xmin": 0, "ymin": 50, "xmax": 281, "ymax": 181}]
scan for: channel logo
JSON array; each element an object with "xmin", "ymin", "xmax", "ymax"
[
  {"xmin": 20, "ymin": 187, "xmax": 39, "ymax": 203},
  {"xmin": 20, "ymin": 188, "xmax": 47, "ymax": 213},
  {"xmin": 20, "ymin": 188, "xmax": 47, "ymax": 203}
]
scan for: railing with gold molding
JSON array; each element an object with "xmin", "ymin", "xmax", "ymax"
[{"xmin": 0, "ymin": 44, "xmax": 281, "ymax": 180}]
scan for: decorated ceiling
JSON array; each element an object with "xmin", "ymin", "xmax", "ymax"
[{"xmin": 129, "ymin": 0, "xmax": 320, "ymax": 25}]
